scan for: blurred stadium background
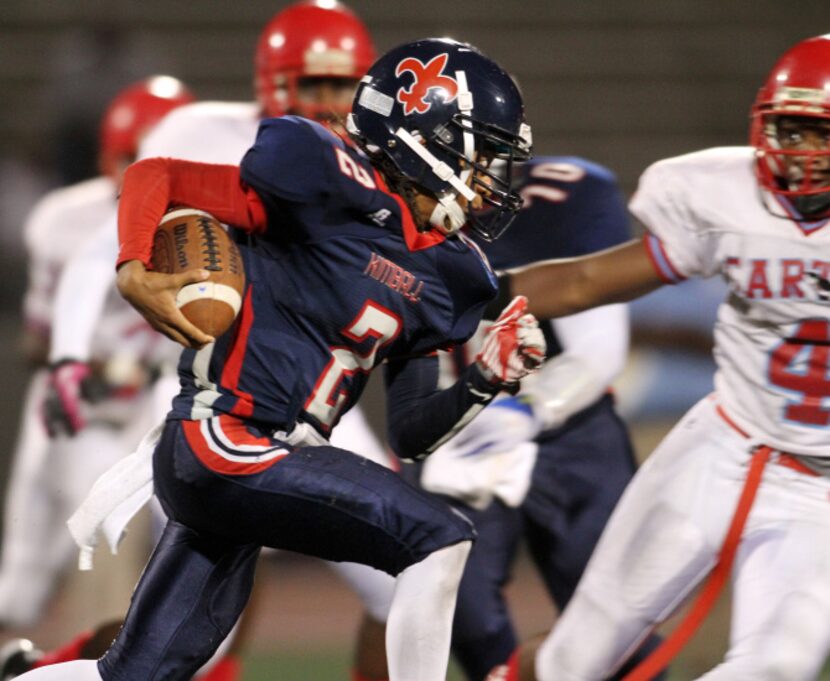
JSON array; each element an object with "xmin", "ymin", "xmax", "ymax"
[{"xmin": 0, "ymin": 1, "xmax": 828, "ymax": 678}]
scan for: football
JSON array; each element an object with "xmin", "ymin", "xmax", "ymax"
[{"xmin": 151, "ymin": 207, "xmax": 246, "ymax": 338}]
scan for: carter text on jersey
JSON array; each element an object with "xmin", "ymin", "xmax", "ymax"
[{"xmin": 364, "ymin": 252, "xmax": 424, "ymax": 303}]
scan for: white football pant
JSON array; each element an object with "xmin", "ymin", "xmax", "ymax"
[
  {"xmin": 0, "ymin": 373, "xmax": 148, "ymax": 626},
  {"xmin": 536, "ymin": 397, "xmax": 830, "ymax": 681}
]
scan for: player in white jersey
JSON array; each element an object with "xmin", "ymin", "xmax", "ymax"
[
  {"xmin": 485, "ymin": 34, "xmax": 830, "ymax": 681},
  {"xmin": 38, "ymin": 4, "xmax": 396, "ymax": 681},
  {"xmin": 0, "ymin": 75, "xmax": 194, "ymax": 665}
]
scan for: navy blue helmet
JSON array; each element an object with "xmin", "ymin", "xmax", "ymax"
[{"xmin": 347, "ymin": 38, "xmax": 532, "ymax": 240}]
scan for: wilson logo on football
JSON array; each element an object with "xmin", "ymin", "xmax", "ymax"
[{"xmin": 395, "ymin": 53, "xmax": 458, "ymax": 115}]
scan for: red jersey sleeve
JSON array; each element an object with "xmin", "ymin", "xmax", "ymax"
[{"xmin": 117, "ymin": 157, "xmax": 268, "ymax": 268}]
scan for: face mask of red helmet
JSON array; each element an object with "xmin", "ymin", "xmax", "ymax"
[{"xmin": 750, "ymin": 34, "xmax": 830, "ymax": 220}]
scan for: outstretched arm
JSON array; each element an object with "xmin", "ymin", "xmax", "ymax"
[
  {"xmin": 50, "ymin": 214, "xmax": 119, "ymax": 364},
  {"xmin": 506, "ymin": 237, "xmax": 665, "ymax": 319}
]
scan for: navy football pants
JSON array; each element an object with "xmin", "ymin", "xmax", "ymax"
[{"xmin": 99, "ymin": 418, "xmax": 474, "ymax": 681}]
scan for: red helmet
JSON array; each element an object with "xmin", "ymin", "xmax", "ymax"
[
  {"xmin": 99, "ymin": 75, "xmax": 195, "ymax": 178},
  {"xmin": 751, "ymin": 34, "xmax": 830, "ymax": 206},
  {"xmin": 254, "ymin": 0, "xmax": 376, "ymax": 118}
]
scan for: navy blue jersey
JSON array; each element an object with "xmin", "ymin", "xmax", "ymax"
[
  {"xmin": 473, "ymin": 156, "xmax": 631, "ymax": 358},
  {"xmin": 169, "ymin": 116, "xmax": 497, "ymax": 435},
  {"xmin": 428, "ymin": 159, "xmax": 657, "ymax": 681},
  {"xmin": 477, "ymin": 156, "xmax": 630, "ymax": 266}
]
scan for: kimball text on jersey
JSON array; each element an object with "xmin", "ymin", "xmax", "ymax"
[{"xmin": 364, "ymin": 252, "xmax": 424, "ymax": 303}]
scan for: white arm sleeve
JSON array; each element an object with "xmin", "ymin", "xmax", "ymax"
[
  {"xmin": 523, "ymin": 303, "xmax": 629, "ymax": 430},
  {"xmin": 21, "ymin": 193, "xmax": 71, "ymax": 334},
  {"xmin": 48, "ymin": 212, "xmax": 119, "ymax": 363},
  {"xmin": 22, "ymin": 246, "xmax": 56, "ymax": 335}
]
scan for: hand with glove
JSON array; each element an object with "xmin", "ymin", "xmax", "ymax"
[
  {"xmin": 41, "ymin": 359, "xmax": 101, "ymax": 437},
  {"xmin": 448, "ymin": 395, "xmax": 541, "ymax": 457},
  {"xmin": 475, "ymin": 296, "xmax": 546, "ymax": 391},
  {"xmin": 421, "ymin": 395, "xmax": 541, "ymax": 509}
]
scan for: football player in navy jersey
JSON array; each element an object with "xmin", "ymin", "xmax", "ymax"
[
  {"xmin": 413, "ymin": 156, "xmax": 664, "ymax": 681},
  {"xmin": 8, "ymin": 6, "xmax": 392, "ymax": 681},
  {"xmin": 15, "ymin": 39, "xmax": 545, "ymax": 681}
]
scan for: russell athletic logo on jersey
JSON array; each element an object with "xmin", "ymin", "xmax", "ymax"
[
  {"xmin": 364, "ymin": 252, "xmax": 424, "ymax": 302},
  {"xmin": 395, "ymin": 53, "xmax": 458, "ymax": 115}
]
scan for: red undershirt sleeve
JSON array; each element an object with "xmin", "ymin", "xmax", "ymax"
[{"xmin": 117, "ymin": 157, "xmax": 268, "ymax": 269}]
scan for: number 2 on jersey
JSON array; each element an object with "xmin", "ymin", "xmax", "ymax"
[
  {"xmin": 305, "ymin": 301, "xmax": 402, "ymax": 431},
  {"xmin": 769, "ymin": 319, "xmax": 830, "ymax": 426}
]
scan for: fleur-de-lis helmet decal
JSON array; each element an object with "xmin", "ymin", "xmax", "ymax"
[
  {"xmin": 395, "ymin": 54, "xmax": 459, "ymax": 115},
  {"xmin": 347, "ymin": 38, "xmax": 532, "ymax": 241}
]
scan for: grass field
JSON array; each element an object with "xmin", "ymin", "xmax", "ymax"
[
  {"xmin": 238, "ymin": 649, "xmax": 830, "ymax": 681},
  {"xmin": 238, "ymin": 647, "xmax": 830, "ymax": 681},
  {"xmin": 241, "ymin": 650, "xmax": 465, "ymax": 680}
]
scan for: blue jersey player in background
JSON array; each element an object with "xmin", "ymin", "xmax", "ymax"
[
  {"xmin": 16, "ymin": 39, "xmax": 546, "ymax": 681},
  {"xmin": 413, "ymin": 156, "xmax": 666, "ymax": 681}
]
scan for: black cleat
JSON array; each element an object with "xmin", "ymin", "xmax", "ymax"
[{"xmin": 0, "ymin": 639, "xmax": 42, "ymax": 680}]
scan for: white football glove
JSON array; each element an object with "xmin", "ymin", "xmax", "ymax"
[
  {"xmin": 421, "ymin": 396, "xmax": 540, "ymax": 509},
  {"xmin": 447, "ymin": 395, "xmax": 541, "ymax": 457},
  {"xmin": 475, "ymin": 296, "xmax": 546, "ymax": 388}
]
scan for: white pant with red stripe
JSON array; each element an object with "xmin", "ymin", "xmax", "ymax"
[{"xmin": 535, "ymin": 396, "xmax": 830, "ymax": 681}]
